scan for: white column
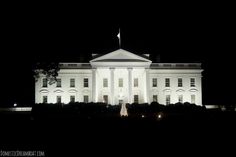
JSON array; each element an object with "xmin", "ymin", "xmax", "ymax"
[
  {"xmin": 145, "ymin": 68, "xmax": 150, "ymax": 104},
  {"xmin": 128, "ymin": 68, "xmax": 133, "ymax": 104},
  {"xmin": 110, "ymin": 68, "xmax": 115, "ymax": 105},
  {"xmin": 92, "ymin": 68, "xmax": 97, "ymax": 102}
]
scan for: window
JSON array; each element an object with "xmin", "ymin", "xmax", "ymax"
[
  {"xmin": 103, "ymin": 95, "xmax": 108, "ymax": 104},
  {"xmin": 57, "ymin": 96, "xmax": 61, "ymax": 103},
  {"xmin": 178, "ymin": 78, "xmax": 183, "ymax": 87},
  {"xmin": 70, "ymin": 95, "xmax": 75, "ymax": 103},
  {"xmin": 119, "ymin": 100, "xmax": 123, "ymax": 105},
  {"xmin": 165, "ymin": 78, "xmax": 170, "ymax": 87},
  {"xmin": 178, "ymin": 95, "xmax": 183, "ymax": 103},
  {"xmin": 153, "ymin": 95, "xmax": 158, "ymax": 102},
  {"xmin": 190, "ymin": 78, "xmax": 195, "ymax": 87},
  {"xmin": 134, "ymin": 78, "xmax": 138, "ymax": 87},
  {"xmin": 103, "ymin": 78, "xmax": 108, "ymax": 87},
  {"xmin": 152, "ymin": 78, "xmax": 157, "ymax": 87},
  {"xmin": 166, "ymin": 95, "xmax": 170, "ymax": 105},
  {"xmin": 84, "ymin": 95, "xmax": 89, "ymax": 103},
  {"xmin": 70, "ymin": 78, "xmax": 75, "ymax": 87},
  {"xmin": 84, "ymin": 78, "xmax": 89, "ymax": 87},
  {"xmin": 56, "ymin": 79, "xmax": 61, "ymax": 87},
  {"xmin": 191, "ymin": 95, "xmax": 196, "ymax": 104},
  {"xmin": 42, "ymin": 78, "xmax": 47, "ymax": 87},
  {"xmin": 134, "ymin": 95, "xmax": 139, "ymax": 103},
  {"xmin": 118, "ymin": 78, "xmax": 123, "ymax": 87},
  {"xmin": 43, "ymin": 96, "xmax": 47, "ymax": 103}
]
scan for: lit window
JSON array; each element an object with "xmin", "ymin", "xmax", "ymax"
[
  {"xmin": 153, "ymin": 95, "xmax": 158, "ymax": 102},
  {"xmin": 166, "ymin": 95, "xmax": 170, "ymax": 105},
  {"xmin": 84, "ymin": 95, "xmax": 89, "ymax": 103},
  {"xmin": 191, "ymin": 95, "xmax": 196, "ymax": 104},
  {"xmin": 70, "ymin": 78, "xmax": 75, "ymax": 87},
  {"xmin": 119, "ymin": 78, "xmax": 123, "ymax": 87},
  {"xmin": 190, "ymin": 78, "xmax": 195, "ymax": 87},
  {"xmin": 84, "ymin": 78, "xmax": 89, "ymax": 87},
  {"xmin": 103, "ymin": 78, "xmax": 108, "ymax": 87},
  {"xmin": 56, "ymin": 79, "xmax": 61, "ymax": 87},
  {"xmin": 43, "ymin": 96, "xmax": 47, "ymax": 103},
  {"xmin": 178, "ymin": 78, "xmax": 183, "ymax": 87},
  {"xmin": 134, "ymin": 78, "xmax": 138, "ymax": 87},
  {"xmin": 134, "ymin": 95, "xmax": 139, "ymax": 103},
  {"xmin": 152, "ymin": 78, "xmax": 157, "ymax": 87},
  {"xmin": 103, "ymin": 95, "xmax": 108, "ymax": 104},
  {"xmin": 178, "ymin": 95, "xmax": 183, "ymax": 103},
  {"xmin": 165, "ymin": 78, "xmax": 170, "ymax": 87},
  {"xmin": 42, "ymin": 78, "xmax": 47, "ymax": 87},
  {"xmin": 57, "ymin": 96, "xmax": 61, "ymax": 103},
  {"xmin": 70, "ymin": 95, "xmax": 75, "ymax": 103}
]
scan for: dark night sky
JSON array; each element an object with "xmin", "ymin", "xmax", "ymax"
[{"xmin": 1, "ymin": 3, "xmax": 235, "ymax": 106}]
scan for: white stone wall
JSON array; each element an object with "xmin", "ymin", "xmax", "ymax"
[
  {"xmin": 149, "ymin": 69, "xmax": 202, "ymax": 105},
  {"xmin": 35, "ymin": 68, "xmax": 202, "ymax": 105}
]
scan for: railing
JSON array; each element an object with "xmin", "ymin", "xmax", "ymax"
[
  {"xmin": 150, "ymin": 63, "xmax": 201, "ymax": 69},
  {"xmin": 59, "ymin": 63, "xmax": 92, "ymax": 69}
]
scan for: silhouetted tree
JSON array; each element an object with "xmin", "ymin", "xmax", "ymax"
[{"xmin": 33, "ymin": 62, "xmax": 60, "ymax": 85}]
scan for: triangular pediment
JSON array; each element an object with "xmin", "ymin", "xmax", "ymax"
[{"xmin": 90, "ymin": 49, "xmax": 151, "ymax": 63}]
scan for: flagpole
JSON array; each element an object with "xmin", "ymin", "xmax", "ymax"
[{"xmin": 117, "ymin": 28, "xmax": 121, "ymax": 48}]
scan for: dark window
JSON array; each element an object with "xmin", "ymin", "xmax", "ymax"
[
  {"xmin": 152, "ymin": 78, "xmax": 157, "ymax": 87},
  {"xmin": 190, "ymin": 78, "xmax": 195, "ymax": 87},
  {"xmin": 134, "ymin": 78, "xmax": 138, "ymax": 87},
  {"xmin": 57, "ymin": 79, "xmax": 61, "ymax": 87},
  {"xmin": 57, "ymin": 96, "xmax": 61, "ymax": 103},
  {"xmin": 70, "ymin": 95, "xmax": 75, "ymax": 102},
  {"xmin": 43, "ymin": 96, "xmax": 47, "ymax": 103},
  {"xmin": 84, "ymin": 95, "xmax": 89, "ymax": 103},
  {"xmin": 84, "ymin": 78, "xmax": 89, "ymax": 87},
  {"xmin": 70, "ymin": 78, "xmax": 75, "ymax": 87},
  {"xmin": 165, "ymin": 78, "xmax": 170, "ymax": 87},
  {"xmin": 178, "ymin": 78, "xmax": 183, "ymax": 87},
  {"xmin": 42, "ymin": 78, "xmax": 47, "ymax": 87},
  {"xmin": 103, "ymin": 78, "xmax": 108, "ymax": 87},
  {"xmin": 134, "ymin": 95, "xmax": 139, "ymax": 103},
  {"xmin": 103, "ymin": 95, "xmax": 108, "ymax": 104},
  {"xmin": 166, "ymin": 95, "xmax": 170, "ymax": 105},
  {"xmin": 153, "ymin": 95, "xmax": 158, "ymax": 102}
]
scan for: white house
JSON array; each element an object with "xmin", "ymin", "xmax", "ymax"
[{"xmin": 35, "ymin": 49, "xmax": 203, "ymax": 105}]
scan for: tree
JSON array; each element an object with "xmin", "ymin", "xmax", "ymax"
[{"xmin": 33, "ymin": 61, "xmax": 60, "ymax": 85}]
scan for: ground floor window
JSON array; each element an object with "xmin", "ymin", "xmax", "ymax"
[
  {"xmin": 166, "ymin": 95, "xmax": 170, "ymax": 105},
  {"xmin": 70, "ymin": 95, "xmax": 75, "ymax": 103},
  {"xmin": 191, "ymin": 95, "xmax": 196, "ymax": 104},
  {"xmin": 178, "ymin": 95, "xmax": 183, "ymax": 103},
  {"xmin": 134, "ymin": 95, "xmax": 139, "ymax": 104},
  {"xmin": 153, "ymin": 95, "xmax": 158, "ymax": 102},
  {"xmin": 57, "ymin": 96, "xmax": 61, "ymax": 103},
  {"xmin": 84, "ymin": 95, "xmax": 89, "ymax": 103},
  {"xmin": 43, "ymin": 96, "xmax": 47, "ymax": 103},
  {"xmin": 103, "ymin": 95, "xmax": 108, "ymax": 104}
]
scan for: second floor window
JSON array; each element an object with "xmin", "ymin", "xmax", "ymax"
[
  {"xmin": 70, "ymin": 78, "xmax": 75, "ymax": 87},
  {"xmin": 42, "ymin": 78, "xmax": 47, "ymax": 87},
  {"xmin": 178, "ymin": 78, "xmax": 183, "ymax": 87},
  {"xmin": 134, "ymin": 78, "xmax": 138, "ymax": 87},
  {"xmin": 190, "ymin": 78, "xmax": 196, "ymax": 87},
  {"xmin": 103, "ymin": 78, "xmax": 108, "ymax": 87},
  {"xmin": 152, "ymin": 78, "xmax": 157, "ymax": 87},
  {"xmin": 165, "ymin": 78, "xmax": 170, "ymax": 87},
  {"xmin": 56, "ymin": 79, "xmax": 61, "ymax": 87},
  {"xmin": 118, "ymin": 78, "xmax": 123, "ymax": 87},
  {"xmin": 84, "ymin": 78, "xmax": 89, "ymax": 87}
]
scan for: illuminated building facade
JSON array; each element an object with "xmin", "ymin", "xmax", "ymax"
[{"xmin": 35, "ymin": 49, "xmax": 203, "ymax": 105}]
